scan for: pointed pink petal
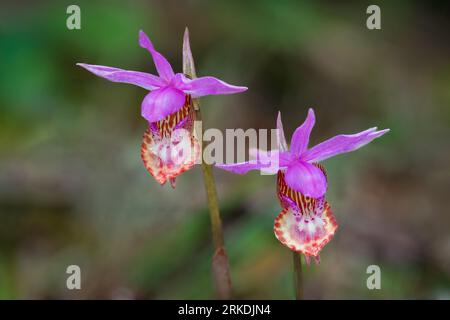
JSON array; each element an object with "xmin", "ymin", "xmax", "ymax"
[
  {"xmin": 77, "ymin": 63, "xmax": 164, "ymax": 90},
  {"xmin": 277, "ymin": 111, "xmax": 288, "ymax": 152},
  {"xmin": 139, "ymin": 30, "xmax": 174, "ymax": 82},
  {"xmin": 141, "ymin": 87, "xmax": 186, "ymax": 122},
  {"xmin": 285, "ymin": 161, "xmax": 327, "ymax": 198},
  {"xmin": 182, "ymin": 76, "xmax": 247, "ymax": 98},
  {"xmin": 302, "ymin": 127, "xmax": 390, "ymax": 163},
  {"xmin": 290, "ymin": 108, "xmax": 315, "ymax": 156}
]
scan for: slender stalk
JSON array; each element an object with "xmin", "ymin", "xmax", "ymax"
[
  {"xmin": 292, "ymin": 252, "xmax": 303, "ymax": 300},
  {"xmin": 183, "ymin": 27, "xmax": 232, "ymax": 299}
]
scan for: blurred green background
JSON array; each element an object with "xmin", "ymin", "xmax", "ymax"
[{"xmin": 1, "ymin": 0, "xmax": 449, "ymax": 299}]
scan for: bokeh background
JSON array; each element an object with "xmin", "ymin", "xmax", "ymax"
[{"xmin": 1, "ymin": 0, "xmax": 449, "ymax": 299}]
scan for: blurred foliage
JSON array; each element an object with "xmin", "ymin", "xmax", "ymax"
[{"xmin": 0, "ymin": 0, "xmax": 449, "ymax": 299}]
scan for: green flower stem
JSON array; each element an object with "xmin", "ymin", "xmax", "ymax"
[
  {"xmin": 293, "ymin": 251, "xmax": 303, "ymax": 299},
  {"xmin": 183, "ymin": 28, "xmax": 232, "ymax": 299}
]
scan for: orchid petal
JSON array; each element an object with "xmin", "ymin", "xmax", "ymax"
[
  {"xmin": 182, "ymin": 27, "xmax": 197, "ymax": 78},
  {"xmin": 290, "ymin": 108, "xmax": 315, "ymax": 156},
  {"xmin": 215, "ymin": 161, "xmax": 264, "ymax": 175},
  {"xmin": 141, "ymin": 120, "xmax": 200, "ymax": 186},
  {"xmin": 274, "ymin": 202, "xmax": 337, "ymax": 256},
  {"xmin": 217, "ymin": 149, "xmax": 293, "ymax": 176},
  {"xmin": 250, "ymin": 149, "xmax": 292, "ymax": 166},
  {"xmin": 279, "ymin": 194, "xmax": 301, "ymax": 213},
  {"xmin": 248, "ymin": 149, "xmax": 291, "ymax": 174},
  {"xmin": 182, "ymin": 76, "xmax": 247, "ymax": 98},
  {"xmin": 76, "ymin": 63, "xmax": 164, "ymax": 90},
  {"xmin": 285, "ymin": 161, "xmax": 327, "ymax": 198},
  {"xmin": 139, "ymin": 30, "xmax": 174, "ymax": 82},
  {"xmin": 302, "ymin": 127, "xmax": 390, "ymax": 163},
  {"xmin": 277, "ymin": 111, "xmax": 288, "ymax": 152},
  {"xmin": 170, "ymin": 73, "xmax": 191, "ymax": 90},
  {"xmin": 141, "ymin": 87, "xmax": 186, "ymax": 123}
]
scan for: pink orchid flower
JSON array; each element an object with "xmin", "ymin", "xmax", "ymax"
[
  {"xmin": 78, "ymin": 30, "xmax": 247, "ymax": 123},
  {"xmin": 217, "ymin": 108, "xmax": 389, "ymax": 198},
  {"xmin": 217, "ymin": 109, "xmax": 389, "ymax": 258},
  {"xmin": 77, "ymin": 30, "xmax": 247, "ymax": 186}
]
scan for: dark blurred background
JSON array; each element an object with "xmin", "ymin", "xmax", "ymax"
[{"xmin": 0, "ymin": 0, "xmax": 449, "ymax": 299}]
